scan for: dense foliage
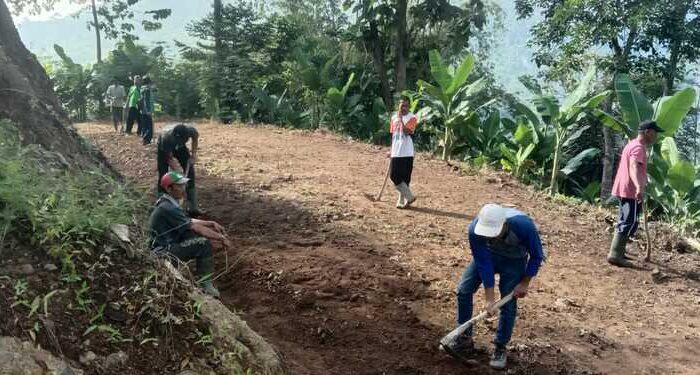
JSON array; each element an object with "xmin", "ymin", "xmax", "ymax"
[{"xmin": 41, "ymin": 0, "xmax": 700, "ymax": 235}]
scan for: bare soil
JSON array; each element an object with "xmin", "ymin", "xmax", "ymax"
[{"xmin": 78, "ymin": 121, "xmax": 700, "ymax": 375}]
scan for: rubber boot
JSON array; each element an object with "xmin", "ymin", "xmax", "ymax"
[
  {"xmin": 396, "ymin": 183, "xmax": 415, "ymax": 208},
  {"xmin": 607, "ymin": 232, "xmax": 634, "ymax": 267},
  {"xmin": 197, "ymin": 257, "xmax": 220, "ymax": 298},
  {"xmin": 186, "ymin": 184, "xmax": 204, "ymax": 217},
  {"xmin": 394, "ymin": 185, "xmax": 407, "ymax": 209},
  {"xmin": 403, "ymin": 183, "xmax": 417, "ymax": 206}
]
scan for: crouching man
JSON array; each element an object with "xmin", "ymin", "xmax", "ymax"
[
  {"xmin": 148, "ymin": 171, "xmax": 230, "ymax": 298},
  {"xmin": 444, "ymin": 203, "xmax": 544, "ymax": 370}
]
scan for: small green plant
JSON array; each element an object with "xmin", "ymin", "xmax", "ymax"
[
  {"xmin": 194, "ymin": 328, "xmax": 213, "ymax": 346},
  {"xmin": 83, "ymin": 324, "xmax": 129, "ymax": 343},
  {"xmin": 75, "ymin": 281, "xmax": 93, "ymax": 311}
]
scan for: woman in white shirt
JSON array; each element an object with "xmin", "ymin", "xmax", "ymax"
[{"xmin": 389, "ymin": 98, "xmax": 419, "ymax": 208}]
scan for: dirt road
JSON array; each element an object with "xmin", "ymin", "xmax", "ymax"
[{"xmin": 78, "ymin": 122, "xmax": 700, "ymax": 374}]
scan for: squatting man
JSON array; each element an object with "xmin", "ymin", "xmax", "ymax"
[
  {"xmin": 442, "ymin": 203, "xmax": 545, "ymax": 370},
  {"xmin": 148, "ymin": 172, "xmax": 230, "ymax": 298}
]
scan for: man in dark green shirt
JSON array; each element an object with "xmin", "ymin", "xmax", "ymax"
[
  {"xmin": 157, "ymin": 124, "xmax": 201, "ymax": 216},
  {"xmin": 140, "ymin": 75, "xmax": 155, "ymax": 145},
  {"xmin": 149, "ymin": 171, "xmax": 230, "ymax": 298}
]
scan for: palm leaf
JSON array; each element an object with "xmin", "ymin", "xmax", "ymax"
[
  {"xmin": 653, "ymin": 87, "xmax": 697, "ymax": 136},
  {"xmin": 614, "ymin": 74, "xmax": 653, "ymax": 133},
  {"xmin": 428, "ymin": 50, "xmax": 452, "ymax": 92}
]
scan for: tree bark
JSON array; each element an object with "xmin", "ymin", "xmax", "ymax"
[
  {"xmin": 212, "ymin": 0, "xmax": 223, "ymax": 119},
  {"xmin": 664, "ymin": 42, "xmax": 680, "ymax": 96},
  {"xmin": 368, "ymin": 19, "xmax": 392, "ymax": 109},
  {"xmin": 90, "ymin": 0, "xmax": 101, "ymax": 63},
  {"xmin": 601, "ymin": 124, "xmax": 616, "ymax": 201},
  {"xmin": 394, "ymin": 0, "xmax": 408, "ymax": 93}
]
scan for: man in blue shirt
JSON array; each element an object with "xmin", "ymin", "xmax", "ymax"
[{"xmin": 447, "ymin": 203, "xmax": 544, "ymax": 370}]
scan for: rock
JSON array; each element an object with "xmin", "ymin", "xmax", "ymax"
[
  {"xmin": 79, "ymin": 351, "xmax": 97, "ymax": 365},
  {"xmin": 18, "ymin": 264, "xmax": 35, "ymax": 275},
  {"xmin": 43, "ymin": 263, "xmax": 58, "ymax": 272},
  {"xmin": 0, "ymin": 336, "xmax": 83, "ymax": 375},
  {"xmin": 110, "ymin": 224, "xmax": 131, "ymax": 243},
  {"xmin": 103, "ymin": 351, "xmax": 128, "ymax": 369}
]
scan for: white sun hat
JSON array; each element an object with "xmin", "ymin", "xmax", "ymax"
[{"xmin": 474, "ymin": 203, "xmax": 507, "ymax": 238}]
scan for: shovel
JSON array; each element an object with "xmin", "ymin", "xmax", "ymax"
[{"xmin": 439, "ymin": 292, "xmax": 514, "ymax": 359}]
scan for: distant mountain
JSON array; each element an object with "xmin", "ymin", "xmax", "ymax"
[
  {"xmin": 16, "ymin": 0, "xmax": 210, "ymax": 64},
  {"xmin": 15, "ymin": 0, "xmax": 540, "ymax": 99}
]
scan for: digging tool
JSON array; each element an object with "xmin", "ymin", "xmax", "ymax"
[
  {"xmin": 439, "ymin": 292, "xmax": 514, "ymax": 358},
  {"xmin": 372, "ymin": 161, "xmax": 391, "ymax": 202},
  {"xmin": 366, "ymin": 111, "xmax": 405, "ymax": 202},
  {"xmin": 643, "ymin": 200, "xmax": 652, "ymax": 262}
]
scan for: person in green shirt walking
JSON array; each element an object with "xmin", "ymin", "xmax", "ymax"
[{"xmin": 125, "ymin": 75, "xmax": 142, "ymax": 135}]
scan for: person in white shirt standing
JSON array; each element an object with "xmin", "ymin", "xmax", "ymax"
[
  {"xmin": 104, "ymin": 78, "xmax": 126, "ymax": 133},
  {"xmin": 389, "ymin": 97, "xmax": 419, "ymax": 209}
]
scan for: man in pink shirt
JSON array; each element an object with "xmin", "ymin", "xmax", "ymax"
[{"xmin": 608, "ymin": 120, "xmax": 664, "ymax": 267}]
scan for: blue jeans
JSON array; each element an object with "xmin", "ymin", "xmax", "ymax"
[{"xmin": 456, "ymin": 253, "xmax": 526, "ymax": 346}]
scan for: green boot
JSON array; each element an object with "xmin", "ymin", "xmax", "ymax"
[
  {"xmin": 186, "ymin": 184, "xmax": 205, "ymax": 217},
  {"xmin": 607, "ymin": 232, "xmax": 634, "ymax": 268},
  {"xmin": 197, "ymin": 257, "xmax": 221, "ymax": 298}
]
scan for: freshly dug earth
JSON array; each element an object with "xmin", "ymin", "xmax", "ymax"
[{"xmin": 78, "ymin": 122, "xmax": 700, "ymax": 375}]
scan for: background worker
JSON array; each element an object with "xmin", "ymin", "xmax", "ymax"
[
  {"xmin": 140, "ymin": 75, "xmax": 155, "ymax": 145},
  {"xmin": 157, "ymin": 123, "xmax": 202, "ymax": 216},
  {"xmin": 104, "ymin": 78, "xmax": 126, "ymax": 133},
  {"xmin": 389, "ymin": 97, "xmax": 419, "ymax": 208},
  {"xmin": 125, "ymin": 75, "xmax": 142, "ymax": 135},
  {"xmin": 608, "ymin": 120, "xmax": 664, "ymax": 267}
]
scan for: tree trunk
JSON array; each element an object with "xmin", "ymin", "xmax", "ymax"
[
  {"xmin": 212, "ymin": 0, "xmax": 223, "ymax": 119},
  {"xmin": 394, "ymin": 0, "xmax": 408, "ymax": 93},
  {"xmin": 90, "ymin": 0, "xmax": 101, "ymax": 63},
  {"xmin": 601, "ymin": 125, "xmax": 616, "ymax": 201},
  {"xmin": 550, "ymin": 136, "xmax": 562, "ymax": 196},
  {"xmin": 368, "ymin": 19, "xmax": 392, "ymax": 109},
  {"xmin": 664, "ymin": 43, "xmax": 679, "ymax": 96}
]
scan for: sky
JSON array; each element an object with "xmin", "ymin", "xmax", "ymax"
[{"xmin": 11, "ymin": 0, "xmax": 88, "ymax": 24}]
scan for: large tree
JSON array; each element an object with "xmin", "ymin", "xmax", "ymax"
[{"xmin": 515, "ymin": 0, "xmax": 655, "ymax": 199}]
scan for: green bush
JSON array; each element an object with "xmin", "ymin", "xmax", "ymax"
[{"xmin": 0, "ymin": 120, "xmax": 143, "ymax": 271}]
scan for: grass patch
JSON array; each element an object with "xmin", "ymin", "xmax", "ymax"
[{"xmin": 0, "ymin": 119, "xmax": 144, "ymax": 273}]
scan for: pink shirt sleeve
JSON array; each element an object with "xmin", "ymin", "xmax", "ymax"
[{"xmin": 629, "ymin": 144, "xmax": 646, "ymax": 164}]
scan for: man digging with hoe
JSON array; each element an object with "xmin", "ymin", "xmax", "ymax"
[{"xmin": 442, "ymin": 203, "xmax": 544, "ymax": 370}]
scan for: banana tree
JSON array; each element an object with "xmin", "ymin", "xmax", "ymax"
[
  {"xmin": 516, "ymin": 66, "xmax": 611, "ymax": 195},
  {"xmin": 417, "ymin": 50, "xmax": 495, "ymax": 160},
  {"xmin": 648, "ymin": 138, "xmax": 700, "ymax": 233},
  {"xmin": 597, "ymin": 74, "xmax": 698, "ymax": 232},
  {"xmin": 325, "ymin": 73, "xmax": 358, "ymax": 131},
  {"xmin": 52, "ymin": 44, "xmax": 93, "ymax": 121},
  {"xmin": 597, "ymin": 74, "xmax": 697, "ymax": 137}
]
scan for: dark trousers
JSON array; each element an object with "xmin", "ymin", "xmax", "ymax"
[
  {"xmin": 616, "ymin": 197, "xmax": 642, "ymax": 237},
  {"xmin": 111, "ymin": 106, "xmax": 122, "ymax": 131},
  {"xmin": 125, "ymin": 107, "xmax": 141, "ymax": 134},
  {"xmin": 141, "ymin": 114, "xmax": 153, "ymax": 144},
  {"xmin": 157, "ymin": 141, "xmax": 196, "ymax": 203},
  {"xmin": 390, "ymin": 157, "xmax": 414, "ymax": 186},
  {"xmin": 164, "ymin": 236, "xmax": 212, "ymax": 261},
  {"xmin": 456, "ymin": 254, "xmax": 526, "ymax": 346}
]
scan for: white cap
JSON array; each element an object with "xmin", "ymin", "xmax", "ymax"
[{"xmin": 474, "ymin": 203, "xmax": 507, "ymax": 238}]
